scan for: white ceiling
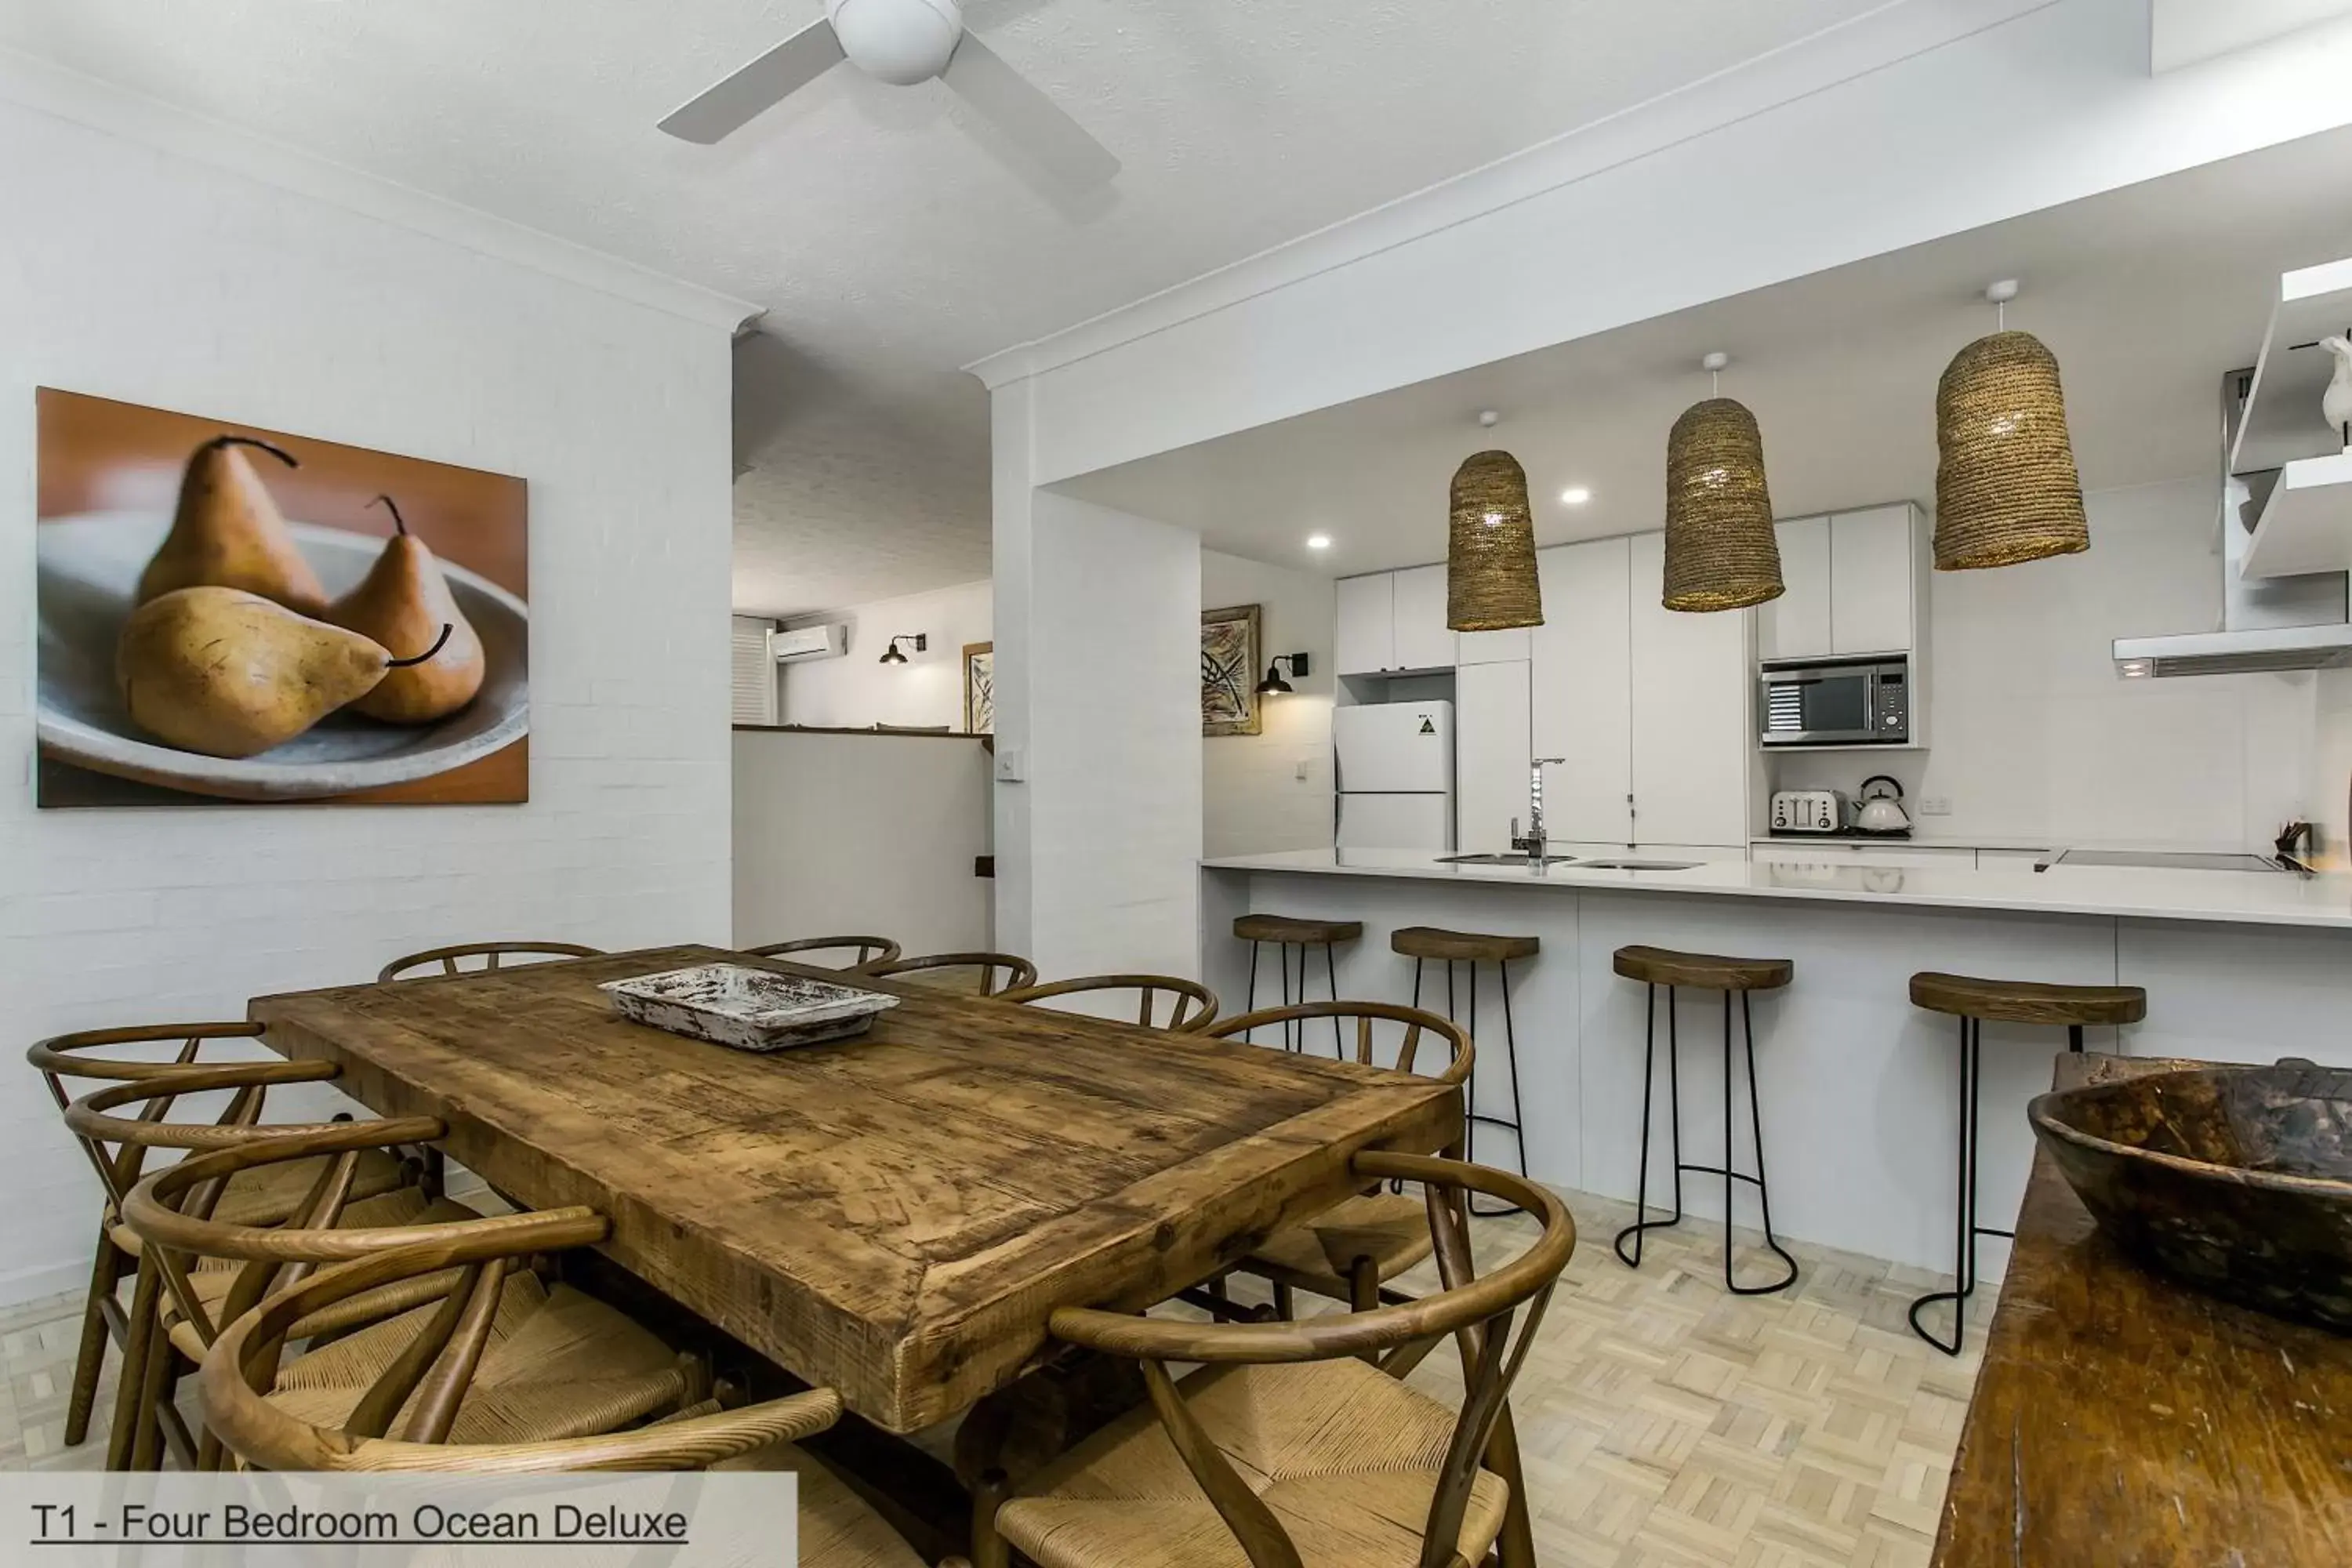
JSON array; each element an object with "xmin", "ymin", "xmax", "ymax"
[
  {"xmin": 1062, "ymin": 127, "xmax": 2352, "ymax": 578},
  {"xmin": 0, "ymin": 0, "xmax": 1901, "ymax": 615}
]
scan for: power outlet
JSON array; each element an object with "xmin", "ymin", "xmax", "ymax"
[{"xmin": 1918, "ymin": 796, "xmax": 1953, "ymax": 816}]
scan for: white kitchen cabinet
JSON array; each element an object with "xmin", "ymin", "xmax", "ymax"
[
  {"xmin": 1457, "ymin": 659, "xmax": 1532, "ymax": 853},
  {"xmin": 1757, "ymin": 517, "xmax": 1832, "ymax": 662},
  {"xmin": 1830, "ymin": 506, "xmax": 1918, "ymax": 656},
  {"xmin": 1628, "ymin": 532, "xmax": 1751, "ymax": 847},
  {"xmin": 1458, "ymin": 623, "xmax": 1532, "ymax": 665},
  {"xmin": 1392, "ymin": 564, "xmax": 1458, "ymax": 672},
  {"xmin": 1334, "ymin": 574, "xmax": 1396, "ymax": 676},
  {"xmin": 1531, "ymin": 538, "xmax": 1634, "ymax": 844}
]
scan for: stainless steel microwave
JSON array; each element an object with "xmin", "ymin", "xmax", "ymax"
[{"xmin": 1759, "ymin": 657, "xmax": 1910, "ymax": 746}]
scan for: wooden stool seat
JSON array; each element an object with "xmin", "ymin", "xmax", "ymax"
[
  {"xmin": 1909, "ymin": 972, "xmax": 2147, "ymax": 1027},
  {"xmin": 1613, "ymin": 945, "xmax": 1793, "ymax": 993},
  {"xmin": 1390, "ymin": 926, "xmax": 1540, "ymax": 964},
  {"xmin": 995, "ymin": 1357, "xmax": 1510, "ymax": 1568},
  {"xmin": 1232, "ymin": 914, "xmax": 1363, "ymax": 946}
]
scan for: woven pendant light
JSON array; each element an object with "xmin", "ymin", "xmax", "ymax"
[
  {"xmin": 1447, "ymin": 448, "xmax": 1543, "ymax": 631},
  {"xmin": 1933, "ymin": 282, "xmax": 2087, "ymax": 570},
  {"xmin": 1662, "ymin": 354, "xmax": 1782, "ymax": 612}
]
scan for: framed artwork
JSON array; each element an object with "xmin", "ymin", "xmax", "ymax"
[
  {"xmin": 35, "ymin": 388, "xmax": 528, "ymax": 807},
  {"xmin": 1201, "ymin": 603, "xmax": 1261, "ymax": 737},
  {"xmin": 963, "ymin": 641, "xmax": 994, "ymax": 735}
]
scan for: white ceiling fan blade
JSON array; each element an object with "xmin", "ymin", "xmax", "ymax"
[
  {"xmin": 941, "ymin": 32, "xmax": 1120, "ymax": 187},
  {"xmin": 659, "ymin": 19, "xmax": 849, "ymax": 144}
]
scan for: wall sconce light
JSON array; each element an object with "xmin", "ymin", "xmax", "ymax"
[
  {"xmin": 1255, "ymin": 652, "xmax": 1310, "ymax": 695},
  {"xmin": 879, "ymin": 633, "xmax": 927, "ymax": 666}
]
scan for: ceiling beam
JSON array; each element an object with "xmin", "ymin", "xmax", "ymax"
[{"xmin": 2150, "ymin": 0, "xmax": 2352, "ymax": 73}]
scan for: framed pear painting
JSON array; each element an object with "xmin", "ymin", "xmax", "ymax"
[{"xmin": 34, "ymin": 389, "xmax": 528, "ymax": 806}]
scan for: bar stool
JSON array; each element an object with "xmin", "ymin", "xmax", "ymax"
[
  {"xmin": 1392, "ymin": 926, "xmax": 1537, "ymax": 1217},
  {"xmin": 1904, "ymin": 971, "xmax": 2147, "ymax": 1356},
  {"xmin": 1611, "ymin": 945, "xmax": 1798, "ymax": 1295},
  {"xmin": 1233, "ymin": 914, "xmax": 1363, "ymax": 1054}
]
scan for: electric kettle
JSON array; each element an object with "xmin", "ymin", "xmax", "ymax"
[{"xmin": 1853, "ymin": 775, "xmax": 1913, "ymax": 837}]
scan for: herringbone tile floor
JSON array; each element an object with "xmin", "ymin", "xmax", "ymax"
[{"xmin": 1, "ymin": 1189, "xmax": 1991, "ymax": 1565}]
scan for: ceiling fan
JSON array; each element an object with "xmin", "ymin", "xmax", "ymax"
[{"xmin": 659, "ymin": 0, "xmax": 1120, "ymax": 187}]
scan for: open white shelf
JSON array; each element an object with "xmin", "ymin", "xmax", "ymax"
[
  {"xmin": 2241, "ymin": 452, "xmax": 2352, "ymax": 579},
  {"xmin": 2232, "ymin": 256, "xmax": 2352, "ymax": 476}
]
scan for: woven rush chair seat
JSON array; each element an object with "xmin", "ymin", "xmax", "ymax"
[
  {"xmin": 861, "ymin": 951, "xmax": 1040, "ymax": 996},
  {"xmin": 1201, "ymin": 1004, "xmax": 1470, "ymax": 1313},
  {"xmin": 261, "ymin": 1269, "xmax": 691, "ymax": 1446},
  {"xmin": 1236, "ymin": 1192, "xmax": 1436, "ymax": 1294},
  {"xmin": 996, "ymin": 1357, "xmax": 1508, "ymax": 1568},
  {"xmin": 713, "ymin": 1439, "xmax": 930, "ymax": 1567},
  {"xmin": 154, "ymin": 1187, "xmax": 486, "ymax": 1363}
]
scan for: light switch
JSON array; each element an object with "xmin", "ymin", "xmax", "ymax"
[
  {"xmin": 1294, "ymin": 756, "xmax": 1313, "ymax": 782},
  {"xmin": 1919, "ymin": 796, "xmax": 1952, "ymax": 816},
  {"xmin": 994, "ymin": 747, "xmax": 1026, "ymax": 782}
]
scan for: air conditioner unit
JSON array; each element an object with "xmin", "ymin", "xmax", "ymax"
[{"xmin": 771, "ymin": 623, "xmax": 849, "ymax": 664}]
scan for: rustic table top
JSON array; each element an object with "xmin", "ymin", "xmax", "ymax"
[
  {"xmin": 250, "ymin": 945, "xmax": 1462, "ymax": 1432},
  {"xmin": 1933, "ymin": 1052, "xmax": 2352, "ymax": 1566}
]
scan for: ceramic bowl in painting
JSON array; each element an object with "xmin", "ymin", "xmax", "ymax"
[{"xmin": 36, "ymin": 511, "xmax": 528, "ymax": 801}]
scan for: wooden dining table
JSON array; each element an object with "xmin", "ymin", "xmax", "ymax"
[{"xmin": 249, "ymin": 944, "xmax": 1464, "ymax": 1434}]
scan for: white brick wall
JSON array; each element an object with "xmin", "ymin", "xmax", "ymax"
[{"xmin": 0, "ymin": 100, "xmax": 737, "ymax": 1305}]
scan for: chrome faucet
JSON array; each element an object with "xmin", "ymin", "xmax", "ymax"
[{"xmin": 1512, "ymin": 758, "xmax": 1569, "ymax": 866}]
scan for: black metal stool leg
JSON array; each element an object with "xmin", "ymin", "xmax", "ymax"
[
  {"xmin": 1245, "ymin": 942, "xmax": 1261, "ymax": 1043},
  {"xmin": 1723, "ymin": 989, "xmax": 1798, "ymax": 1296},
  {"xmin": 1909, "ymin": 1014, "xmax": 2002, "ymax": 1355},
  {"xmin": 1279, "ymin": 942, "xmax": 1295, "ymax": 1051},
  {"xmin": 1469, "ymin": 956, "xmax": 1531, "ymax": 1219},
  {"xmin": 1325, "ymin": 942, "xmax": 1343, "ymax": 1060},
  {"xmin": 1616, "ymin": 983, "xmax": 1685, "ymax": 1266}
]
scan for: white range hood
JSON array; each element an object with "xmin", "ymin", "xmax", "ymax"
[{"xmin": 2113, "ymin": 350, "xmax": 2352, "ymax": 679}]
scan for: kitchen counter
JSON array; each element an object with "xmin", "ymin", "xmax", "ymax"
[
  {"xmin": 1202, "ymin": 848, "xmax": 2352, "ymax": 1272},
  {"xmin": 1203, "ymin": 847, "xmax": 2352, "ymax": 929}
]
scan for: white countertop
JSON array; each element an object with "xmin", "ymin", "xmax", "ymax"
[{"xmin": 1201, "ymin": 848, "xmax": 2352, "ymax": 929}]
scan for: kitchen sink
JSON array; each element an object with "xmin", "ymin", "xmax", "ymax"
[
  {"xmin": 1436, "ymin": 852, "xmax": 1579, "ymax": 866},
  {"xmin": 1571, "ymin": 858, "xmax": 1703, "ymax": 871}
]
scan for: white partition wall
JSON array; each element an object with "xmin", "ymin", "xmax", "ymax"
[{"xmin": 993, "ymin": 394, "xmax": 1203, "ymax": 978}]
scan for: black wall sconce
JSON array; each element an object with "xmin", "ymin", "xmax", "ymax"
[
  {"xmin": 879, "ymin": 633, "xmax": 928, "ymax": 666},
  {"xmin": 1255, "ymin": 652, "xmax": 1311, "ymax": 695}
]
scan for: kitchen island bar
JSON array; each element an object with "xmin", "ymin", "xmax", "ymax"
[{"xmin": 1201, "ymin": 849, "xmax": 2352, "ymax": 1272}]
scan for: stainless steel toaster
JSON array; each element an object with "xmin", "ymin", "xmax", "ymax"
[{"xmin": 1769, "ymin": 789, "xmax": 1849, "ymax": 835}]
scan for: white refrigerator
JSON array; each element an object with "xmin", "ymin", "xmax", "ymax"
[{"xmin": 1334, "ymin": 702, "xmax": 1455, "ymax": 851}]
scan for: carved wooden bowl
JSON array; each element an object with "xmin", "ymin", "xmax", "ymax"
[{"xmin": 2027, "ymin": 1062, "xmax": 2352, "ymax": 1333}]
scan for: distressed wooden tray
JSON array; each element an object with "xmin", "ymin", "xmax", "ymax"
[{"xmin": 599, "ymin": 962, "xmax": 899, "ymax": 1051}]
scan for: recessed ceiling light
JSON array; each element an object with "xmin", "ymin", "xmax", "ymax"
[
  {"xmin": 1560, "ymin": 486, "xmax": 1592, "ymax": 506},
  {"xmin": 1305, "ymin": 534, "xmax": 1332, "ymax": 550}
]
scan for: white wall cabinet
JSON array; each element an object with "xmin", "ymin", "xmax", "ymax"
[
  {"xmin": 1457, "ymin": 659, "xmax": 1532, "ymax": 853},
  {"xmin": 1334, "ymin": 573, "xmax": 1396, "ymax": 675},
  {"xmin": 1830, "ymin": 506, "xmax": 1918, "ymax": 656},
  {"xmin": 1753, "ymin": 503, "xmax": 1925, "ymax": 663},
  {"xmin": 1334, "ymin": 566, "xmax": 1456, "ymax": 673},
  {"xmin": 1757, "ymin": 517, "xmax": 1831, "ymax": 662},
  {"xmin": 1458, "ymin": 623, "xmax": 1532, "ymax": 665},
  {"xmin": 1528, "ymin": 534, "xmax": 1747, "ymax": 848},
  {"xmin": 1391, "ymin": 564, "xmax": 1457, "ymax": 671},
  {"xmin": 1531, "ymin": 538, "xmax": 1634, "ymax": 844},
  {"xmin": 1628, "ymin": 532, "xmax": 1751, "ymax": 847}
]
